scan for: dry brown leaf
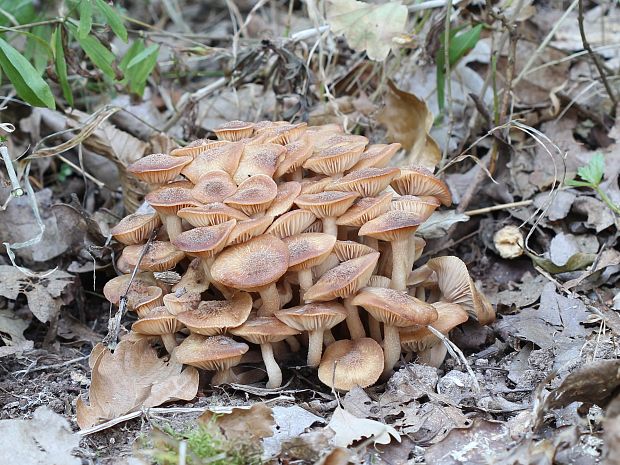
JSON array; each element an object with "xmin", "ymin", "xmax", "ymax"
[
  {"xmin": 327, "ymin": 406, "xmax": 400, "ymax": 448},
  {"xmin": 76, "ymin": 340, "xmax": 199, "ymax": 429},
  {"xmin": 377, "ymin": 80, "xmax": 439, "ymax": 169},
  {"xmin": 201, "ymin": 403, "xmax": 274, "ymax": 442}
]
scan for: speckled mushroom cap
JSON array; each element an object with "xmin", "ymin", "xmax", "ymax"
[
  {"xmin": 400, "ymin": 302, "xmax": 468, "ymax": 352},
  {"xmin": 283, "ymin": 233, "xmax": 337, "ymax": 271},
  {"xmin": 145, "ymin": 184, "xmax": 199, "ymax": 215},
  {"xmin": 177, "ymin": 292, "xmax": 253, "ymax": 335},
  {"xmin": 121, "ymin": 241, "xmax": 185, "ymax": 272},
  {"xmin": 171, "ymin": 220, "xmax": 236, "ymax": 260},
  {"xmin": 224, "ymin": 174, "xmax": 278, "ymax": 215},
  {"xmin": 174, "ymin": 334, "xmax": 249, "ymax": 371},
  {"xmin": 190, "ymin": 170, "xmax": 237, "ymax": 204},
  {"xmin": 294, "ymin": 191, "xmax": 359, "ymax": 219},
  {"xmin": 226, "ymin": 215, "xmax": 274, "ymax": 245},
  {"xmin": 163, "ymin": 289, "xmax": 201, "ymax": 315},
  {"xmin": 336, "ymin": 193, "xmax": 392, "ymax": 228},
  {"xmin": 170, "ymin": 139, "xmax": 230, "ymax": 158},
  {"xmin": 111, "ymin": 212, "xmax": 161, "ymax": 245},
  {"xmin": 317, "ymin": 338, "xmax": 384, "ymax": 391},
  {"xmin": 172, "ymin": 258, "xmax": 210, "ymax": 293},
  {"xmin": 312, "ymin": 133, "xmax": 368, "ymax": 151},
  {"xmin": 300, "ymin": 176, "xmax": 334, "ymax": 194},
  {"xmin": 349, "ymin": 143, "xmax": 401, "ymax": 171},
  {"xmin": 390, "ymin": 167, "xmax": 452, "ymax": 206},
  {"xmin": 229, "ymin": 316, "xmax": 300, "ymax": 344},
  {"xmin": 257, "ymin": 122, "xmax": 307, "ymax": 145},
  {"xmin": 390, "ymin": 195, "xmax": 441, "ymax": 222},
  {"xmin": 425, "ymin": 256, "xmax": 495, "ymax": 325},
  {"xmin": 303, "ymin": 144, "xmax": 366, "ymax": 176},
  {"xmin": 131, "ymin": 306, "xmax": 183, "ymax": 335},
  {"xmin": 181, "ymin": 142, "xmax": 244, "ymax": 182},
  {"xmin": 265, "ymin": 209, "xmax": 316, "ymax": 238},
  {"xmin": 273, "ymin": 136, "xmax": 314, "ymax": 178},
  {"xmin": 275, "ymin": 301, "xmax": 347, "ymax": 332},
  {"xmin": 265, "ymin": 181, "xmax": 301, "ymax": 217},
  {"xmin": 358, "ymin": 210, "xmax": 423, "ymax": 242},
  {"xmin": 303, "ymin": 252, "xmax": 380, "ymax": 301},
  {"xmin": 328, "ymin": 167, "xmax": 401, "ymax": 197},
  {"xmin": 214, "ymin": 120, "xmax": 255, "ymax": 141},
  {"xmin": 233, "ymin": 143, "xmax": 286, "ymax": 184},
  {"xmin": 332, "ymin": 241, "xmax": 377, "ymax": 262},
  {"xmin": 211, "ymin": 234, "xmax": 290, "ymax": 292},
  {"xmin": 103, "ymin": 272, "xmax": 164, "ymax": 307},
  {"xmin": 127, "ymin": 153, "xmax": 192, "ymax": 185},
  {"xmin": 133, "ymin": 286, "xmax": 164, "ymax": 317},
  {"xmin": 352, "ymin": 287, "xmax": 437, "ymax": 327},
  {"xmin": 178, "ymin": 203, "xmax": 249, "ymax": 227}
]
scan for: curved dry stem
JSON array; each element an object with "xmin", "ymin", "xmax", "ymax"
[
  {"xmin": 369, "ymin": 316, "xmax": 382, "ymax": 342},
  {"xmin": 390, "ymin": 238, "xmax": 409, "ymax": 291},
  {"xmin": 161, "ymin": 333, "xmax": 177, "ymax": 354},
  {"xmin": 298, "ymin": 269, "xmax": 314, "ymax": 302},
  {"xmin": 261, "ymin": 343, "xmax": 282, "ymax": 389},
  {"xmin": 307, "ymin": 330, "xmax": 324, "ymax": 367},
  {"xmin": 258, "ymin": 283, "xmax": 281, "ymax": 316},
  {"xmin": 344, "ymin": 298, "xmax": 366, "ymax": 339},
  {"xmin": 382, "ymin": 325, "xmax": 401, "ymax": 379},
  {"xmin": 163, "ymin": 214, "xmax": 183, "ymax": 241},
  {"xmin": 211, "ymin": 367, "xmax": 239, "ymax": 385},
  {"xmin": 322, "ymin": 216, "xmax": 338, "ymax": 237},
  {"xmin": 417, "ymin": 343, "xmax": 448, "ymax": 368}
]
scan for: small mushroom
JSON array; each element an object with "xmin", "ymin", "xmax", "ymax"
[
  {"xmin": 348, "ymin": 143, "xmax": 401, "ymax": 171},
  {"xmin": 190, "ymin": 170, "xmax": 238, "ymax": 204},
  {"xmin": 181, "ymin": 142, "xmax": 244, "ymax": 182},
  {"xmin": 274, "ymin": 136, "xmax": 314, "ymax": 181},
  {"xmin": 265, "ymin": 181, "xmax": 302, "ymax": 217},
  {"xmin": 176, "ymin": 292, "xmax": 253, "ymax": 335},
  {"xmin": 110, "ymin": 212, "xmax": 161, "ymax": 245},
  {"xmin": 390, "ymin": 167, "xmax": 452, "ymax": 206},
  {"xmin": 127, "ymin": 153, "xmax": 192, "ymax": 186},
  {"xmin": 163, "ymin": 288, "xmax": 201, "ymax": 315},
  {"xmin": 266, "ymin": 209, "xmax": 317, "ymax": 238},
  {"xmin": 178, "ymin": 203, "xmax": 249, "ymax": 227},
  {"xmin": 328, "ymin": 167, "xmax": 401, "ymax": 197},
  {"xmin": 145, "ymin": 183, "xmax": 198, "ymax": 241},
  {"xmin": 224, "ymin": 174, "xmax": 278, "ymax": 216},
  {"xmin": 303, "ymin": 144, "xmax": 367, "ymax": 176},
  {"xmin": 120, "ymin": 241, "xmax": 185, "ymax": 272},
  {"xmin": 132, "ymin": 306, "xmax": 183, "ymax": 353},
  {"xmin": 295, "ymin": 191, "xmax": 359, "ymax": 237},
  {"xmin": 233, "ymin": 143, "xmax": 286, "ymax": 183},
  {"xmin": 214, "ymin": 120, "xmax": 255, "ymax": 141}
]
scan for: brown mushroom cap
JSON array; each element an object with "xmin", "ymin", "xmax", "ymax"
[
  {"xmin": 390, "ymin": 195, "xmax": 440, "ymax": 222},
  {"xmin": 170, "ymin": 139, "xmax": 229, "ymax": 157},
  {"xmin": 211, "ymin": 234, "xmax": 290, "ymax": 292},
  {"xmin": 400, "ymin": 302, "xmax": 468, "ymax": 352},
  {"xmin": 312, "ymin": 133, "xmax": 368, "ymax": 151},
  {"xmin": 103, "ymin": 272, "xmax": 164, "ymax": 307},
  {"xmin": 190, "ymin": 170, "xmax": 238, "ymax": 204},
  {"xmin": 145, "ymin": 185, "xmax": 199, "ymax": 215},
  {"xmin": 273, "ymin": 136, "xmax": 314, "ymax": 178},
  {"xmin": 358, "ymin": 210, "xmax": 423, "ymax": 242},
  {"xmin": 317, "ymin": 338, "xmax": 384, "ymax": 391},
  {"xmin": 178, "ymin": 203, "xmax": 249, "ymax": 227},
  {"xmin": 174, "ymin": 333, "xmax": 249, "ymax": 371},
  {"xmin": 224, "ymin": 174, "xmax": 278, "ymax": 215},
  {"xmin": 349, "ymin": 143, "xmax": 401, "ymax": 171},
  {"xmin": 127, "ymin": 154, "xmax": 192, "ymax": 185},
  {"xmin": 300, "ymin": 176, "xmax": 334, "ymax": 194},
  {"xmin": 265, "ymin": 209, "xmax": 316, "ymax": 238},
  {"xmin": 214, "ymin": 120, "xmax": 255, "ymax": 141},
  {"xmin": 390, "ymin": 167, "xmax": 452, "ymax": 206},
  {"xmin": 233, "ymin": 143, "xmax": 286, "ymax": 184},
  {"xmin": 295, "ymin": 191, "xmax": 359, "ymax": 219},
  {"xmin": 265, "ymin": 181, "xmax": 302, "ymax": 217},
  {"xmin": 132, "ymin": 306, "xmax": 183, "ymax": 335},
  {"xmin": 163, "ymin": 289, "xmax": 201, "ymax": 315},
  {"xmin": 332, "ymin": 241, "xmax": 377, "ymax": 262},
  {"xmin": 303, "ymin": 144, "xmax": 366, "ymax": 176},
  {"xmin": 121, "ymin": 241, "xmax": 185, "ymax": 272},
  {"xmin": 257, "ymin": 122, "xmax": 307, "ymax": 145},
  {"xmin": 328, "ymin": 167, "xmax": 401, "ymax": 197},
  {"xmin": 303, "ymin": 252, "xmax": 380, "ymax": 301},
  {"xmin": 111, "ymin": 212, "xmax": 161, "ymax": 245},
  {"xmin": 275, "ymin": 301, "xmax": 347, "ymax": 332},
  {"xmin": 352, "ymin": 287, "xmax": 437, "ymax": 327},
  {"xmin": 172, "ymin": 258, "xmax": 210, "ymax": 293},
  {"xmin": 367, "ymin": 275, "xmax": 391, "ymax": 288},
  {"xmin": 283, "ymin": 233, "xmax": 337, "ymax": 271},
  {"xmin": 336, "ymin": 193, "xmax": 392, "ymax": 228},
  {"xmin": 172, "ymin": 220, "xmax": 236, "ymax": 260},
  {"xmin": 229, "ymin": 316, "xmax": 300, "ymax": 344},
  {"xmin": 227, "ymin": 215, "xmax": 274, "ymax": 245},
  {"xmin": 133, "ymin": 286, "xmax": 165, "ymax": 317},
  {"xmin": 181, "ymin": 142, "xmax": 244, "ymax": 182},
  {"xmin": 177, "ymin": 292, "xmax": 253, "ymax": 335}
]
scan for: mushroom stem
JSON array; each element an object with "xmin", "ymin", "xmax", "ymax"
[
  {"xmin": 415, "ymin": 286, "xmax": 425, "ymax": 301},
  {"xmin": 417, "ymin": 343, "xmax": 448, "ymax": 368},
  {"xmin": 361, "ymin": 236, "xmax": 379, "ymax": 251},
  {"xmin": 211, "ymin": 368, "xmax": 239, "ymax": 385},
  {"xmin": 161, "ymin": 333, "xmax": 177, "ymax": 354},
  {"xmin": 323, "ymin": 329, "xmax": 336, "ymax": 346},
  {"xmin": 201, "ymin": 258, "xmax": 233, "ymax": 298},
  {"xmin": 290, "ymin": 168, "xmax": 303, "ymax": 182},
  {"xmin": 390, "ymin": 238, "xmax": 409, "ymax": 291},
  {"xmin": 382, "ymin": 325, "xmax": 402, "ymax": 378},
  {"xmin": 343, "ymin": 298, "xmax": 366, "ymax": 339},
  {"xmin": 298, "ymin": 269, "xmax": 314, "ymax": 301},
  {"xmin": 260, "ymin": 343, "xmax": 282, "ymax": 389},
  {"xmin": 369, "ymin": 316, "xmax": 382, "ymax": 342},
  {"xmin": 258, "ymin": 283, "xmax": 281, "ymax": 316},
  {"xmin": 163, "ymin": 214, "xmax": 183, "ymax": 241},
  {"xmin": 307, "ymin": 330, "xmax": 324, "ymax": 367},
  {"xmin": 322, "ymin": 217, "xmax": 338, "ymax": 237}
]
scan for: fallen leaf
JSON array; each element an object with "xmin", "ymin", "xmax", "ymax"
[
  {"xmin": 262, "ymin": 405, "xmax": 325, "ymax": 459},
  {"xmin": 528, "ymin": 250, "xmax": 596, "ymax": 274},
  {"xmin": 563, "ymin": 249, "xmax": 620, "ymax": 290},
  {"xmin": 417, "ymin": 211, "xmax": 470, "ymax": 239},
  {"xmin": 206, "ymin": 403, "xmax": 274, "ymax": 442},
  {"xmin": 327, "ymin": 0, "xmax": 408, "ymax": 61},
  {"xmin": 492, "ymin": 274, "xmax": 548, "ymax": 309},
  {"xmin": 0, "ymin": 308, "xmax": 31, "ymax": 348},
  {"xmin": 0, "ymin": 266, "xmax": 75, "ymax": 323},
  {"xmin": 76, "ymin": 340, "xmax": 199, "ymax": 429},
  {"xmin": 0, "ymin": 406, "xmax": 80, "ymax": 465},
  {"xmin": 327, "ymin": 406, "xmax": 401, "ymax": 448}
]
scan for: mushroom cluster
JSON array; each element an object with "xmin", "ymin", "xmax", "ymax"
[{"xmin": 105, "ymin": 121, "xmax": 494, "ymax": 392}]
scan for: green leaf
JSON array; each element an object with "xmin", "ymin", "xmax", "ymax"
[
  {"xmin": 448, "ymin": 24, "xmax": 482, "ymax": 66},
  {"xmin": 94, "ymin": 0, "xmax": 128, "ymax": 42},
  {"xmin": 576, "ymin": 152, "xmax": 605, "ymax": 186},
  {"xmin": 53, "ymin": 26, "xmax": 74, "ymax": 107},
  {"xmin": 0, "ymin": 0, "xmax": 36, "ymax": 27},
  {"xmin": 565, "ymin": 179, "xmax": 592, "ymax": 188},
  {"xmin": 23, "ymin": 25, "xmax": 52, "ymax": 74},
  {"xmin": 120, "ymin": 40, "xmax": 158, "ymax": 96},
  {"xmin": 67, "ymin": 22, "xmax": 116, "ymax": 79},
  {"xmin": 0, "ymin": 38, "xmax": 55, "ymax": 108},
  {"xmin": 78, "ymin": 0, "xmax": 93, "ymax": 39}
]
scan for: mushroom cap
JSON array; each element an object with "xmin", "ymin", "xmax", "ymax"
[
  {"xmin": 328, "ymin": 167, "xmax": 401, "ymax": 197},
  {"xmin": 233, "ymin": 143, "xmax": 286, "ymax": 184},
  {"xmin": 229, "ymin": 316, "xmax": 300, "ymax": 344},
  {"xmin": 303, "ymin": 144, "xmax": 366, "ymax": 176},
  {"xmin": 367, "ymin": 275, "xmax": 391, "ymax": 288},
  {"xmin": 303, "ymin": 219, "xmax": 323, "ymax": 233},
  {"xmin": 121, "ymin": 241, "xmax": 185, "ymax": 272},
  {"xmin": 318, "ymin": 338, "xmax": 384, "ymax": 391},
  {"xmin": 312, "ymin": 133, "xmax": 368, "ymax": 151},
  {"xmin": 275, "ymin": 301, "xmax": 347, "ymax": 332},
  {"xmin": 177, "ymin": 292, "xmax": 253, "ymax": 335},
  {"xmin": 352, "ymin": 287, "xmax": 438, "ymax": 327},
  {"xmin": 133, "ymin": 286, "xmax": 165, "ymax": 317},
  {"xmin": 111, "ymin": 212, "xmax": 161, "ymax": 245},
  {"xmin": 332, "ymin": 241, "xmax": 377, "ymax": 262},
  {"xmin": 265, "ymin": 181, "xmax": 302, "ymax": 217},
  {"xmin": 425, "ymin": 256, "xmax": 495, "ymax": 324},
  {"xmin": 400, "ymin": 302, "xmax": 468, "ymax": 352},
  {"xmin": 257, "ymin": 122, "xmax": 307, "ymax": 145},
  {"xmin": 390, "ymin": 195, "xmax": 440, "ymax": 222},
  {"xmin": 227, "ymin": 215, "xmax": 274, "ymax": 245},
  {"xmin": 127, "ymin": 154, "xmax": 192, "ymax": 185},
  {"xmin": 172, "ymin": 258, "xmax": 210, "ymax": 293},
  {"xmin": 145, "ymin": 185, "xmax": 199, "ymax": 215},
  {"xmin": 214, "ymin": 120, "xmax": 255, "ymax": 141},
  {"xmin": 273, "ymin": 136, "xmax": 314, "ymax": 178},
  {"xmin": 283, "ymin": 233, "xmax": 337, "ymax": 271},
  {"xmin": 163, "ymin": 289, "xmax": 201, "ymax": 315},
  {"xmin": 266, "ymin": 209, "xmax": 317, "ymax": 238},
  {"xmin": 178, "ymin": 203, "xmax": 249, "ymax": 227},
  {"xmin": 172, "ymin": 220, "xmax": 236, "ymax": 259},
  {"xmin": 181, "ymin": 142, "xmax": 244, "ymax": 182},
  {"xmin": 300, "ymin": 176, "xmax": 334, "ymax": 194},
  {"xmin": 224, "ymin": 174, "xmax": 278, "ymax": 215},
  {"xmin": 191, "ymin": 170, "xmax": 238, "ymax": 204},
  {"xmin": 211, "ymin": 234, "xmax": 290, "ymax": 292},
  {"xmin": 294, "ymin": 191, "xmax": 359, "ymax": 219},
  {"xmin": 390, "ymin": 167, "xmax": 452, "ymax": 206},
  {"xmin": 303, "ymin": 252, "xmax": 380, "ymax": 301},
  {"xmin": 132, "ymin": 306, "xmax": 183, "ymax": 335},
  {"xmin": 336, "ymin": 193, "xmax": 392, "ymax": 227},
  {"xmin": 175, "ymin": 334, "xmax": 249, "ymax": 371},
  {"xmin": 170, "ymin": 139, "xmax": 230, "ymax": 157},
  {"xmin": 349, "ymin": 143, "xmax": 401, "ymax": 171},
  {"xmin": 103, "ymin": 272, "xmax": 164, "ymax": 307},
  {"xmin": 358, "ymin": 210, "xmax": 423, "ymax": 242}
]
